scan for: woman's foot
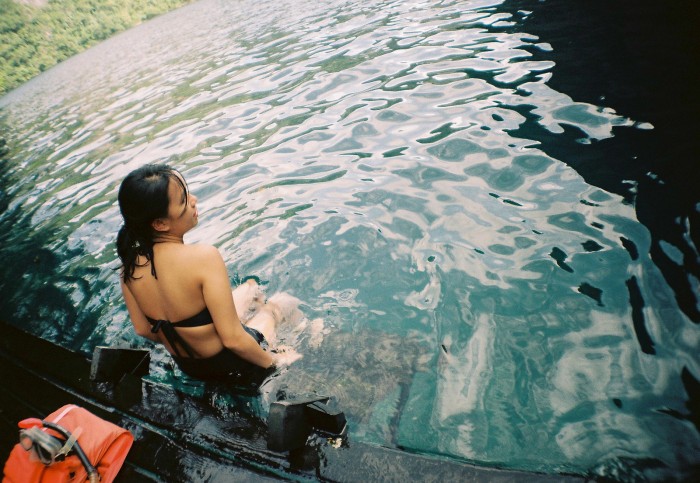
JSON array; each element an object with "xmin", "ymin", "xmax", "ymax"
[
  {"xmin": 267, "ymin": 292, "xmax": 303, "ymax": 326},
  {"xmin": 307, "ymin": 318, "xmax": 326, "ymax": 348}
]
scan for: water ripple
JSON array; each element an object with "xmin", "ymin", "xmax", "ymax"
[{"xmin": 0, "ymin": 0, "xmax": 697, "ymax": 478}]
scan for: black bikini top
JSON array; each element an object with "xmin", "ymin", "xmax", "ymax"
[{"xmin": 147, "ymin": 308, "xmax": 213, "ymax": 359}]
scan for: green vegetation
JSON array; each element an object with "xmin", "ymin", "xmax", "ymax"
[{"xmin": 0, "ymin": 0, "xmax": 192, "ymax": 95}]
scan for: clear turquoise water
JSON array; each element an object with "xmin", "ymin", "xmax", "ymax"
[{"xmin": 1, "ymin": 0, "xmax": 698, "ymax": 479}]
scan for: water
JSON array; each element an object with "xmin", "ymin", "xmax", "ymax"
[{"xmin": 1, "ymin": 0, "xmax": 698, "ymax": 480}]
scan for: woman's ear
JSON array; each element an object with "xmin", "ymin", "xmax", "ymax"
[{"xmin": 151, "ymin": 218, "xmax": 169, "ymax": 232}]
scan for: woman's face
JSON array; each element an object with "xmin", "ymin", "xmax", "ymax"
[{"xmin": 164, "ymin": 172, "xmax": 198, "ymax": 235}]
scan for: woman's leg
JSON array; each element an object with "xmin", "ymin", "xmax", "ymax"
[
  {"xmin": 232, "ymin": 279, "xmax": 264, "ymax": 322},
  {"xmin": 245, "ymin": 293, "xmax": 302, "ymax": 345},
  {"xmin": 246, "ymin": 293, "xmax": 304, "ymax": 365},
  {"xmin": 245, "ymin": 304, "xmax": 278, "ymax": 344}
]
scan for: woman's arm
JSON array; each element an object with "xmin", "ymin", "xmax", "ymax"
[
  {"xmin": 121, "ymin": 279, "xmax": 160, "ymax": 342},
  {"xmin": 198, "ymin": 246, "xmax": 275, "ymax": 368}
]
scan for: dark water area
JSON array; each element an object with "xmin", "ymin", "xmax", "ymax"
[
  {"xmin": 508, "ymin": 0, "xmax": 700, "ymax": 448},
  {"xmin": 1, "ymin": 0, "xmax": 699, "ymax": 480},
  {"xmin": 507, "ymin": 0, "xmax": 700, "ymax": 325}
]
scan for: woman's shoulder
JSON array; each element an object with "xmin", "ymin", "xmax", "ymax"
[
  {"xmin": 168, "ymin": 244, "xmax": 225, "ymax": 280},
  {"xmin": 185, "ymin": 243, "xmax": 225, "ymax": 265}
]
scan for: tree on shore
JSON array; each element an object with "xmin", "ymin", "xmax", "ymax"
[{"xmin": 0, "ymin": 0, "xmax": 192, "ymax": 95}]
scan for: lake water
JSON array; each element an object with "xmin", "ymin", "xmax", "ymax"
[{"xmin": 1, "ymin": 0, "xmax": 698, "ymax": 480}]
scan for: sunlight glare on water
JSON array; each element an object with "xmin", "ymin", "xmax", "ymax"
[{"xmin": 0, "ymin": 0, "xmax": 698, "ymax": 479}]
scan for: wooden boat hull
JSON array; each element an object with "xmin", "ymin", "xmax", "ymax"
[{"xmin": 0, "ymin": 321, "xmax": 581, "ymax": 482}]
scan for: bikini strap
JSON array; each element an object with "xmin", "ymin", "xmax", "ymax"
[{"xmin": 170, "ymin": 308, "xmax": 213, "ymax": 328}]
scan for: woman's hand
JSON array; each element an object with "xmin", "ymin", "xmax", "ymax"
[{"xmin": 272, "ymin": 345, "xmax": 303, "ymax": 368}]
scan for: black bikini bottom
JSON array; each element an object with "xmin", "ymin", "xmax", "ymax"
[{"xmin": 172, "ymin": 326, "xmax": 273, "ymax": 385}]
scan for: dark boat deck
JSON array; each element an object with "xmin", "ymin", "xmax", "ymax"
[{"xmin": 0, "ymin": 321, "xmax": 585, "ymax": 482}]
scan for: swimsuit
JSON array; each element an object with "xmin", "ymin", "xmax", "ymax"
[{"xmin": 147, "ymin": 308, "xmax": 273, "ymax": 384}]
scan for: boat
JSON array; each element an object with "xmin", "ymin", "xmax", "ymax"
[{"xmin": 0, "ymin": 320, "xmax": 582, "ymax": 481}]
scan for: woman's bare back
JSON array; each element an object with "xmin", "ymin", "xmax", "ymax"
[{"xmin": 126, "ymin": 243, "xmax": 227, "ymax": 358}]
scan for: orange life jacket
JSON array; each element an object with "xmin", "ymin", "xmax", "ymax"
[{"xmin": 2, "ymin": 404, "xmax": 133, "ymax": 483}]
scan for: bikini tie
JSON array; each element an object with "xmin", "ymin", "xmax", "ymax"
[
  {"xmin": 147, "ymin": 319, "xmax": 195, "ymax": 359},
  {"xmin": 150, "ymin": 319, "xmax": 166, "ymax": 334}
]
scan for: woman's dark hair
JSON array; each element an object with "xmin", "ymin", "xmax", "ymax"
[{"xmin": 116, "ymin": 163, "xmax": 188, "ymax": 282}]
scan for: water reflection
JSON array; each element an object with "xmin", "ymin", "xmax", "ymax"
[{"xmin": 0, "ymin": 0, "xmax": 698, "ymax": 478}]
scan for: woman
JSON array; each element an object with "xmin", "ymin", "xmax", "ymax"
[{"xmin": 117, "ymin": 163, "xmax": 292, "ymax": 384}]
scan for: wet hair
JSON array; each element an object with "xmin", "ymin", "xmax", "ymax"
[{"xmin": 116, "ymin": 163, "xmax": 188, "ymax": 282}]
